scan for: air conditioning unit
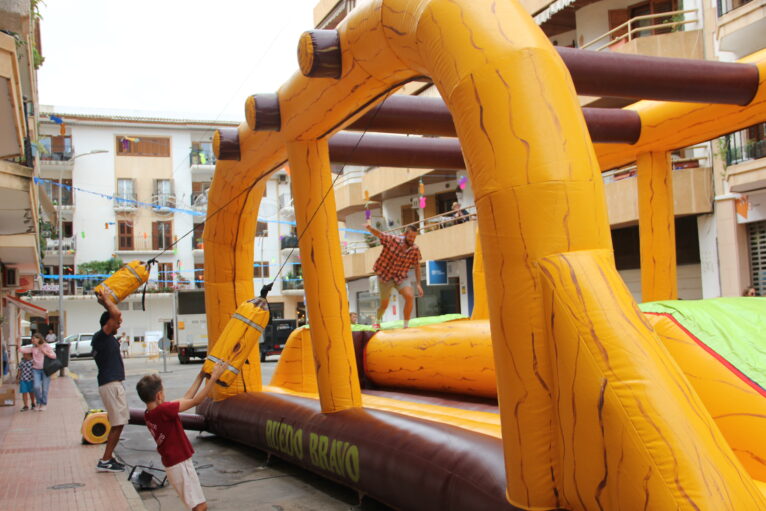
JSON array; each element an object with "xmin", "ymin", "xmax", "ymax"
[
  {"xmin": 278, "ymin": 173, "xmax": 288, "ymax": 184},
  {"xmin": 410, "ymin": 197, "xmax": 420, "ymax": 208},
  {"xmin": 369, "ymin": 275, "xmax": 379, "ymax": 294},
  {"xmin": 4, "ymin": 267, "xmax": 18, "ymax": 287}
]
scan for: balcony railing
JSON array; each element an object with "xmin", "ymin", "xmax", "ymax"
[
  {"xmin": 116, "ymin": 238, "xmax": 171, "ymax": 252},
  {"xmin": 39, "ymin": 149, "xmax": 74, "ymax": 161},
  {"xmin": 114, "ymin": 192, "xmax": 138, "ymax": 211},
  {"xmin": 280, "ymin": 235, "xmax": 300, "ymax": 249},
  {"xmin": 192, "ymin": 191, "xmax": 208, "ymax": 211},
  {"xmin": 282, "ymin": 277, "xmax": 305, "ymax": 290},
  {"xmin": 45, "ymin": 236, "xmax": 76, "ymax": 253},
  {"xmin": 152, "ymin": 193, "xmax": 176, "ymax": 213},
  {"xmin": 190, "ymin": 150, "xmax": 216, "ymax": 166},
  {"xmin": 721, "ymin": 124, "xmax": 766, "ymax": 166},
  {"xmin": 581, "ymin": 9, "xmax": 698, "ymax": 51},
  {"xmin": 718, "ymin": 0, "xmax": 753, "ymax": 16}
]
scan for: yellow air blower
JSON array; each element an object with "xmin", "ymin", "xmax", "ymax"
[
  {"xmin": 203, "ymin": 297, "xmax": 270, "ymax": 398},
  {"xmin": 82, "ymin": 409, "xmax": 111, "ymax": 444},
  {"xmin": 94, "ymin": 260, "xmax": 150, "ymax": 303}
]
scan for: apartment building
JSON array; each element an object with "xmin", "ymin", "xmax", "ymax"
[
  {"xmin": 1, "ymin": 0, "xmax": 46, "ymax": 378},
  {"xmin": 314, "ymin": 0, "xmax": 766, "ymax": 323},
  {"xmin": 26, "ymin": 109, "xmax": 302, "ymax": 341}
]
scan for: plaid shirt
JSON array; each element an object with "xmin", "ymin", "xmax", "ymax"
[
  {"xmin": 18, "ymin": 359, "xmax": 33, "ymax": 382},
  {"xmin": 373, "ymin": 233, "xmax": 422, "ymax": 284}
]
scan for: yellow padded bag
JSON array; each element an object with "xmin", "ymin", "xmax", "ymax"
[
  {"xmin": 203, "ymin": 297, "xmax": 270, "ymax": 391},
  {"xmin": 94, "ymin": 260, "xmax": 149, "ymax": 304}
]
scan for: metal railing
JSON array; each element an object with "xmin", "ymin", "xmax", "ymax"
[
  {"xmin": 718, "ymin": 0, "xmax": 753, "ymax": 16},
  {"xmin": 190, "ymin": 150, "xmax": 216, "ymax": 166},
  {"xmin": 280, "ymin": 235, "xmax": 300, "ymax": 249},
  {"xmin": 39, "ymin": 149, "xmax": 75, "ymax": 161},
  {"xmin": 114, "ymin": 192, "xmax": 138, "ymax": 210},
  {"xmin": 192, "ymin": 191, "xmax": 208, "ymax": 211},
  {"xmin": 282, "ymin": 277, "xmax": 305, "ymax": 290},
  {"xmin": 581, "ymin": 9, "xmax": 697, "ymax": 51},
  {"xmin": 115, "ymin": 237, "xmax": 171, "ymax": 252},
  {"xmin": 721, "ymin": 124, "xmax": 766, "ymax": 166},
  {"xmin": 152, "ymin": 193, "xmax": 176, "ymax": 212},
  {"xmin": 45, "ymin": 237, "xmax": 76, "ymax": 252}
]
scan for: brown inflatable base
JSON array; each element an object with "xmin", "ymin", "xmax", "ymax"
[{"xmin": 198, "ymin": 391, "xmax": 535, "ymax": 511}]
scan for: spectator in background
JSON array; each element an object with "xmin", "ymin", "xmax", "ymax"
[
  {"xmin": 349, "ymin": 312, "xmax": 359, "ymax": 325},
  {"xmin": 743, "ymin": 286, "xmax": 758, "ymax": 297},
  {"xmin": 45, "ymin": 330, "xmax": 57, "ymax": 345},
  {"xmin": 21, "ymin": 333, "xmax": 56, "ymax": 411},
  {"xmin": 119, "ymin": 332, "xmax": 130, "ymax": 359}
]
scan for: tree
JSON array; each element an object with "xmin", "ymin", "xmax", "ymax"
[{"xmin": 78, "ymin": 258, "xmax": 124, "ymax": 291}]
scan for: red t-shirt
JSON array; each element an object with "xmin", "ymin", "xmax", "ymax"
[{"xmin": 144, "ymin": 401, "xmax": 194, "ymax": 467}]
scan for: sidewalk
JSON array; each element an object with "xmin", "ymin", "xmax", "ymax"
[{"xmin": 0, "ymin": 375, "xmax": 145, "ymax": 511}]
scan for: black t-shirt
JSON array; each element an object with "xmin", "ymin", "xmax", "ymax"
[{"xmin": 91, "ymin": 329, "xmax": 125, "ymax": 386}]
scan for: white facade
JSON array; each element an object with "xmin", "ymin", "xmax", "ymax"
[{"xmin": 26, "ymin": 108, "xmax": 300, "ymax": 340}]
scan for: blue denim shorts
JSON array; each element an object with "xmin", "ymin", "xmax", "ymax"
[{"xmin": 19, "ymin": 380, "xmax": 33, "ymax": 393}]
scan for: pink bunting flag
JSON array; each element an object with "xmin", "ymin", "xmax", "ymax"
[
  {"xmin": 458, "ymin": 176, "xmax": 468, "ymax": 190},
  {"xmin": 419, "ymin": 196, "xmax": 426, "ymax": 209}
]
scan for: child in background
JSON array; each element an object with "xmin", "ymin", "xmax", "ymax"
[
  {"xmin": 17, "ymin": 351, "xmax": 35, "ymax": 411},
  {"xmin": 136, "ymin": 361, "xmax": 226, "ymax": 511}
]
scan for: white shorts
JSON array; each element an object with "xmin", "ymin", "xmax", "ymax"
[
  {"xmin": 166, "ymin": 458, "xmax": 205, "ymax": 510},
  {"xmin": 98, "ymin": 381, "xmax": 129, "ymax": 427}
]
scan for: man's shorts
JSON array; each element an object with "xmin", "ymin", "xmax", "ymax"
[
  {"xmin": 166, "ymin": 457, "xmax": 206, "ymax": 510},
  {"xmin": 98, "ymin": 381, "xmax": 130, "ymax": 427},
  {"xmin": 379, "ymin": 276, "xmax": 413, "ymax": 302}
]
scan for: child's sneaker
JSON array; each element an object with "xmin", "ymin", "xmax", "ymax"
[
  {"xmin": 20, "ymin": 406, "xmax": 29, "ymax": 412},
  {"xmin": 96, "ymin": 458, "xmax": 125, "ymax": 472},
  {"xmin": 30, "ymin": 404, "xmax": 35, "ymax": 410}
]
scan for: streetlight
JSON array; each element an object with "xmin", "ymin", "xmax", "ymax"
[{"xmin": 57, "ymin": 149, "xmax": 107, "ymax": 343}]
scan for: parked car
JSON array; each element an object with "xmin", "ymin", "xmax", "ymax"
[{"xmin": 64, "ymin": 333, "xmax": 95, "ymax": 358}]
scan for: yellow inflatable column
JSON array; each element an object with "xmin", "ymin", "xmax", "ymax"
[
  {"xmin": 470, "ymin": 229, "xmax": 488, "ymax": 320},
  {"xmin": 286, "ymin": 140, "xmax": 361, "ymax": 412},
  {"xmin": 637, "ymin": 151, "xmax": 678, "ymax": 302}
]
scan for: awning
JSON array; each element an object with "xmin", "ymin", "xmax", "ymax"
[
  {"xmin": 534, "ymin": 0, "xmax": 576, "ymax": 25},
  {"xmin": 4, "ymin": 294, "xmax": 48, "ymax": 317}
]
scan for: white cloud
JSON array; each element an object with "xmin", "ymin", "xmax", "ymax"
[{"xmin": 38, "ymin": 0, "xmax": 316, "ymax": 121}]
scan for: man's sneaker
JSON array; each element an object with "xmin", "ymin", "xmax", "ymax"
[{"xmin": 97, "ymin": 458, "xmax": 125, "ymax": 472}]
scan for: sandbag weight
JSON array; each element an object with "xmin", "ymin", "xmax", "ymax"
[
  {"xmin": 82, "ymin": 409, "xmax": 111, "ymax": 444},
  {"xmin": 94, "ymin": 260, "xmax": 150, "ymax": 304}
]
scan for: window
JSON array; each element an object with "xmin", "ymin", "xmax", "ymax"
[
  {"xmin": 748, "ymin": 221, "xmax": 766, "ymax": 296},
  {"xmin": 116, "ymin": 136, "xmax": 170, "ymax": 157},
  {"xmin": 118, "ymin": 221, "xmax": 134, "ymax": 250},
  {"xmin": 39, "ymin": 135, "xmax": 72, "ymax": 161},
  {"xmin": 191, "ymin": 142, "xmax": 215, "ymax": 165},
  {"xmin": 154, "ymin": 179, "xmax": 174, "ymax": 207},
  {"xmin": 152, "ymin": 221, "xmax": 172, "ymax": 250},
  {"xmin": 157, "ymin": 263, "xmax": 173, "ymax": 286},
  {"xmin": 117, "ymin": 179, "xmax": 135, "ymax": 201},
  {"xmin": 193, "ymin": 223, "xmax": 205, "ymax": 249},
  {"xmin": 253, "ymin": 261, "xmax": 270, "ymax": 279},
  {"xmin": 191, "ymin": 181, "xmax": 210, "ymax": 207},
  {"xmin": 256, "ymin": 221, "xmax": 268, "ymax": 237},
  {"xmin": 62, "ymin": 221, "xmax": 73, "ymax": 239}
]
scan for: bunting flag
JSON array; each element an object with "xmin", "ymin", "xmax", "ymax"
[
  {"xmin": 458, "ymin": 176, "xmax": 468, "ymax": 190},
  {"xmin": 49, "ymin": 115, "xmax": 64, "ymax": 124}
]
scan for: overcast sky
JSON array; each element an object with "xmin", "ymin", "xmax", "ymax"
[{"xmin": 37, "ymin": 0, "xmax": 317, "ymax": 121}]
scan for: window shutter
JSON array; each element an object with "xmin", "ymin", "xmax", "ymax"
[
  {"xmin": 749, "ymin": 220, "xmax": 766, "ymax": 296},
  {"xmin": 152, "ymin": 222, "xmax": 159, "ymax": 250}
]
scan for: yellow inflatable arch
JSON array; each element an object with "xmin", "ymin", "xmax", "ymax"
[{"xmin": 200, "ymin": 0, "xmax": 766, "ymax": 509}]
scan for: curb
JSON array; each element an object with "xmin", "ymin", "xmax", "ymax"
[{"xmin": 70, "ymin": 376, "xmax": 148, "ymax": 511}]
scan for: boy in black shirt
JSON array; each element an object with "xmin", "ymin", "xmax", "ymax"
[{"xmin": 92, "ymin": 290, "xmax": 128, "ymax": 472}]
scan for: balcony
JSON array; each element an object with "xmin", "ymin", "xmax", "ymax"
[
  {"xmin": 39, "ymin": 149, "xmax": 75, "ymax": 172},
  {"xmin": 579, "ymin": 10, "xmax": 702, "ymax": 73},
  {"xmin": 281, "ymin": 276, "xmax": 305, "ymax": 295},
  {"xmin": 280, "ymin": 235, "xmax": 300, "ymax": 250},
  {"xmin": 192, "ymin": 190, "xmax": 208, "ymax": 213},
  {"xmin": 721, "ymin": 124, "xmax": 766, "ymax": 193},
  {"xmin": 717, "ymin": 0, "xmax": 766, "ymax": 57},
  {"xmin": 44, "ymin": 236, "xmax": 76, "ymax": 254},
  {"xmin": 278, "ymin": 193, "xmax": 295, "ymax": 220},
  {"xmin": 152, "ymin": 193, "xmax": 176, "ymax": 215},
  {"xmin": 115, "ymin": 237, "xmax": 170, "ymax": 255},
  {"xmin": 190, "ymin": 150, "xmax": 216, "ymax": 179},
  {"xmin": 604, "ymin": 165, "xmax": 713, "ymax": 228},
  {"xmin": 114, "ymin": 192, "xmax": 138, "ymax": 213}
]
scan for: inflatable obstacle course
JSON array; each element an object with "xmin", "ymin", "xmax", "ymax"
[{"xmin": 196, "ymin": 0, "xmax": 766, "ymax": 508}]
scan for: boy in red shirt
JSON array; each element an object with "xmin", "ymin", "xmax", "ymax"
[{"xmin": 136, "ymin": 362, "xmax": 225, "ymax": 511}]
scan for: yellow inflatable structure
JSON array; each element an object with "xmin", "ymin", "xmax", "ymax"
[{"xmin": 195, "ymin": 0, "xmax": 766, "ymax": 509}]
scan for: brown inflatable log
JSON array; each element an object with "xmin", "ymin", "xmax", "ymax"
[
  {"xmin": 129, "ymin": 408, "xmax": 206, "ymax": 431},
  {"xmin": 350, "ymin": 95, "xmax": 641, "ymax": 143},
  {"xmin": 298, "ymin": 30, "xmax": 342, "ymax": 79},
  {"xmin": 245, "ymin": 93, "xmax": 281, "ymax": 131},
  {"xmin": 213, "ymin": 128, "xmax": 241, "ymax": 161}
]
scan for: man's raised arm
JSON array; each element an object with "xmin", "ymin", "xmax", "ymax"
[
  {"xmin": 95, "ymin": 290, "xmax": 122, "ymax": 324},
  {"xmin": 366, "ymin": 222, "xmax": 384, "ymax": 240}
]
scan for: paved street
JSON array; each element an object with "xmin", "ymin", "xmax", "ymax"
[{"xmin": 70, "ymin": 355, "xmax": 390, "ymax": 511}]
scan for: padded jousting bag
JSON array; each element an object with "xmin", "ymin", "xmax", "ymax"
[
  {"xmin": 94, "ymin": 260, "xmax": 150, "ymax": 303},
  {"xmin": 203, "ymin": 297, "xmax": 270, "ymax": 398}
]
